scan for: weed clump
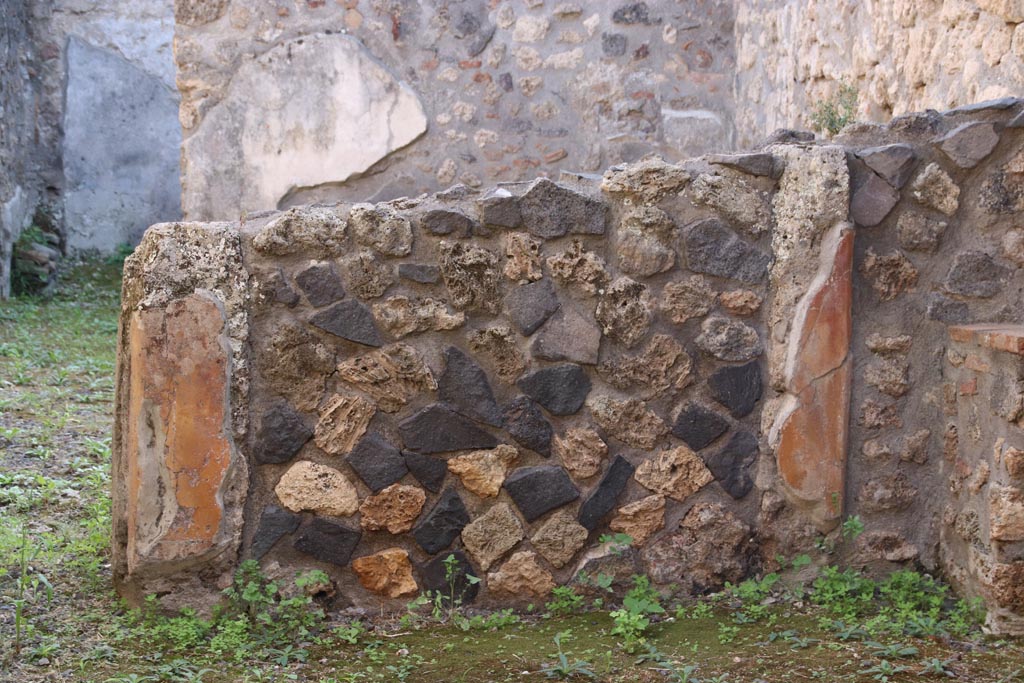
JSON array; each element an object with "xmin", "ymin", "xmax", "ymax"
[{"xmin": 810, "ymin": 79, "xmax": 858, "ymax": 136}]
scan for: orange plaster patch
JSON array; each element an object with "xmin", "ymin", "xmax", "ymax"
[{"xmin": 126, "ymin": 293, "xmax": 233, "ymax": 570}]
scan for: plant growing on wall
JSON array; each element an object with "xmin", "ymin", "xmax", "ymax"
[{"xmin": 810, "ymin": 79, "xmax": 858, "ymax": 136}]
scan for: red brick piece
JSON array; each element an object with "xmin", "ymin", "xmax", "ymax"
[{"xmin": 949, "ymin": 324, "xmax": 1024, "ymax": 356}]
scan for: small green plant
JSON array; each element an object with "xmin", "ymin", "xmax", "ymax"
[
  {"xmin": 384, "ymin": 653, "xmax": 426, "ymax": 683},
  {"xmin": 841, "ymin": 515, "xmax": 865, "ymax": 540},
  {"xmin": 153, "ymin": 658, "xmax": 215, "ymax": 682},
  {"xmin": 332, "ymin": 620, "xmax": 367, "ymax": 645},
  {"xmin": 208, "ymin": 615, "xmax": 252, "ymax": 659},
  {"xmin": 726, "ymin": 573, "xmax": 779, "ymax": 623},
  {"xmin": 768, "ymin": 629, "xmax": 798, "ymax": 642},
  {"xmin": 610, "ymin": 575, "xmax": 664, "ymax": 652},
  {"xmin": 546, "ymin": 586, "xmax": 585, "ymax": 618},
  {"xmin": 266, "ymin": 644, "xmax": 308, "ymax": 666},
  {"xmin": 10, "ymin": 223, "xmax": 53, "ymax": 296},
  {"xmin": 598, "ymin": 533, "xmax": 634, "ymax": 556},
  {"xmin": 124, "ymin": 561, "xmax": 328, "ymax": 664},
  {"xmin": 676, "ymin": 601, "xmax": 713, "ymax": 620},
  {"xmin": 867, "ymin": 641, "xmax": 919, "ymax": 659},
  {"xmin": 918, "ymin": 657, "xmax": 955, "ymax": 677},
  {"xmin": 405, "ymin": 553, "xmax": 482, "ymax": 628},
  {"xmin": 541, "ymin": 631, "xmax": 596, "ymax": 680},
  {"xmin": 862, "ymin": 659, "xmax": 908, "ymax": 683},
  {"xmin": 462, "ymin": 608, "xmax": 520, "ymax": 631},
  {"xmin": 635, "ymin": 644, "xmax": 697, "ymax": 683},
  {"xmin": 810, "ymin": 566, "xmax": 875, "ymax": 621},
  {"xmin": 787, "ymin": 635, "xmax": 819, "ymax": 650},
  {"xmin": 27, "ymin": 638, "xmax": 59, "ymax": 662},
  {"xmin": 717, "ymin": 623, "xmax": 740, "ymax": 644},
  {"xmin": 943, "ymin": 597, "xmax": 985, "ymax": 637},
  {"xmin": 791, "ymin": 554, "xmax": 813, "ymax": 569},
  {"xmin": 810, "ymin": 79, "xmax": 858, "ymax": 136},
  {"xmin": 143, "ymin": 608, "xmax": 210, "ymax": 651},
  {"xmin": 9, "ymin": 524, "xmax": 53, "ymax": 659},
  {"xmin": 214, "ymin": 560, "xmax": 326, "ymax": 651},
  {"xmin": 577, "ymin": 571, "xmax": 615, "ymax": 594},
  {"xmin": 829, "ymin": 620, "xmax": 869, "ymax": 641}
]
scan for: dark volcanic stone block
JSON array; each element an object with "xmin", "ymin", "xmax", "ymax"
[
  {"xmin": 346, "ymin": 433, "xmax": 409, "ymax": 492},
  {"xmin": 293, "ymin": 518, "xmax": 361, "ymax": 566},
  {"xmin": 518, "ymin": 178, "xmax": 607, "ymax": 238},
  {"xmin": 531, "ymin": 305, "xmax": 602, "ymax": 365},
  {"xmin": 413, "ymin": 487, "xmax": 470, "ymax": 554},
  {"xmin": 683, "ymin": 218, "xmax": 771, "ymax": 284},
  {"xmin": 399, "ymin": 403, "xmax": 500, "ymax": 454},
  {"xmin": 948, "ymin": 97, "xmax": 1020, "ymax": 114},
  {"xmin": 856, "ymin": 143, "xmax": 917, "ymax": 189},
  {"xmin": 251, "ymin": 505, "xmax": 302, "ymax": 559},
  {"xmin": 267, "ymin": 268, "xmax": 299, "ymax": 306},
  {"xmin": 404, "ymin": 451, "xmax": 448, "ymax": 493},
  {"xmin": 578, "ymin": 455, "xmax": 635, "ymax": 530},
  {"xmin": 504, "ymin": 466, "xmax": 580, "ymax": 522},
  {"xmin": 419, "ymin": 549, "xmax": 480, "ymax": 604},
  {"xmin": 706, "ymin": 152, "xmax": 781, "ymax": 178},
  {"xmin": 420, "ymin": 208, "xmax": 478, "ymax": 236},
  {"xmin": 708, "ymin": 361, "xmax": 763, "ymax": 418},
  {"xmin": 613, "ymin": 2, "xmax": 658, "ymax": 24},
  {"xmin": 309, "ymin": 300, "xmax": 383, "ymax": 347},
  {"xmin": 935, "ymin": 121, "xmax": 1000, "ymax": 169},
  {"xmin": 398, "ymin": 263, "xmax": 441, "ymax": 284},
  {"xmin": 478, "ymin": 187, "xmax": 522, "ymax": 229},
  {"xmin": 516, "ymin": 364, "xmax": 591, "ymax": 415},
  {"xmin": 505, "ymin": 278, "xmax": 560, "ymax": 336},
  {"xmin": 944, "ymin": 251, "xmax": 1008, "ymax": 299},
  {"xmin": 602, "ymin": 32, "xmax": 627, "ymax": 57},
  {"xmin": 503, "ymin": 396, "xmax": 554, "ymax": 457},
  {"xmin": 703, "ymin": 430, "xmax": 758, "ymax": 499},
  {"xmin": 849, "ymin": 158, "xmax": 899, "ymax": 228},
  {"xmin": 295, "ymin": 262, "xmax": 346, "ymax": 307},
  {"xmin": 253, "ymin": 399, "xmax": 313, "ymax": 464},
  {"xmin": 671, "ymin": 403, "xmax": 730, "ymax": 451},
  {"xmin": 438, "ymin": 346, "xmax": 503, "ymax": 427},
  {"xmin": 926, "ymin": 294, "xmax": 970, "ymax": 323}
]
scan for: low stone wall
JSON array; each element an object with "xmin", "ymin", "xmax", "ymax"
[
  {"xmin": 943, "ymin": 325, "xmax": 1024, "ymax": 635},
  {"xmin": 114, "ymin": 103, "xmax": 1024, "ymax": 633}
]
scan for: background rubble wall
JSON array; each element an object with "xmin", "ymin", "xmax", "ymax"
[{"xmin": 8, "ymin": 0, "xmax": 1024, "ymax": 296}]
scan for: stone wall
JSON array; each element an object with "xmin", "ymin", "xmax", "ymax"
[
  {"xmin": 0, "ymin": 0, "xmax": 40, "ymax": 299},
  {"xmin": 46, "ymin": 0, "xmax": 183, "ymax": 251},
  {"xmin": 114, "ymin": 102, "xmax": 1024, "ymax": 633},
  {"xmin": 1, "ymin": 0, "xmax": 182, "ymax": 298},
  {"xmin": 943, "ymin": 325, "xmax": 1024, "ymax": 635},
  {"xmin": 173, "ymin": 0, "xmax": 737, "ymax": 220},
  {"xmin": 734, "ymin": 0, "xmax": 1024, "ymax": 147},
  {"xmin": 832, "ymin": 108, "xmax": 1024, "ymax": 605}
]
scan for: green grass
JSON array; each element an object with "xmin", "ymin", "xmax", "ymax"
[{"xmin": 0, "ymin": 256, "xmax": 121, "ymax": 676}]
